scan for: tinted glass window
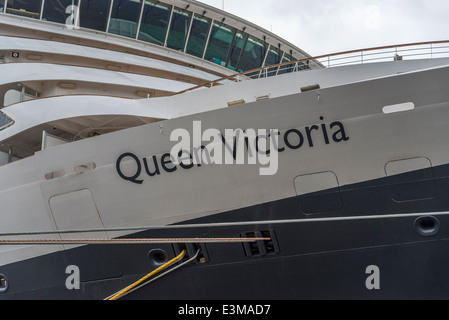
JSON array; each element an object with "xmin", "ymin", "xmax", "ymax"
[
  {"xmin": 108, "ymin": 0, "xmax": 143, "ymax": 38},
  {"xmin": 264, "ymin": 45, "xmax": 282, "ymax": 66},
  {"xmin": 0, "ymin": 110, "xmax": 14, "ymax": 130},
  {"xmin": 238, "ymin": 35, "xmax": 267, "ymax": 73},
  {"xmin": 186, "ymin": 14, "xmax": 211, "ymax": 58},
  {"xmin": 6, "ymin": 0, "xmax": 42, "ymax": 19},
  {"xmin": 204, "ymin": 22, "xmax": 236, "ymax": 66},
  {"xmin": 0, "ymin": 0, "xmax": 4, "ymax": 13},
  {"xmin": 297, "ymin": 61, "xmax": 308, "ymax": 71},
  {"xmin": 166, "ymin": 7, "xmax": 192, "ymax": 51},
  {"xmin": 80, "ymin": 0, "xmax": 112, "ymax": 32},
  {"xmin": 278, "ymin": 53, "xmax": 295, "ymax": 75},
  {"xmin": 263, "ymin": 45, "xmax": 282, "ymax": 76},
  {"xmin": 138, "ymin": 1, "xmax": 172, "ymax": 45},
  {"xmin": 226, "ymin": 31, "xmax": 247, "ymax": 72},
  {"xmin": 42, "ymin": 0, "xmax": 79, "ymax": 24}
]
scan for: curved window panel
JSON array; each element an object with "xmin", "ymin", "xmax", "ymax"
[
  {"xmin": 108, "ymin": 0, "xmax": 143, "ymax": 38},
  {"xmin": 0, "ymin": 110, "xmax": 14, "ymax": 131},
  {"xmin": 138, "ymin": 1, "xmax": 172, "ymax": 45},
  {"xmin": 42, "ymin": 0, "xmax": 79, "ymax": 24},
  {"xmin": 186, "ymin": 14, "xmax": 211, "ymax": 58},
  {"xmin": 79, "ymin": 0, "xmax": 112, "ymax": 32},
  {"xmin": 297, "ymin": 61, "xmax": 308, "ymax": 71},
  {"xmin": 238, "ymin": 35, "xmax": 268, "ymax": 75},
  {"xmin": 278, "ymin": 53, "xmax": 295, "ymax": 75},
  {"xmin": 166, "ymin": 7, "xmax": 192, "ymax": 51},
  {"xmin": 6, "ymin": 0, "xmax": 42, "ymax": 19},
  {"xmin": 204, "ymin": 22, "xmax": 236, "ymax": 66},
  {"xmin": 226, "ymin": 31, "xmax": 247, "ymax": 72},
  {"xmin": 262, "ymin": 45, "xmax": 282, "ymax": 77}
]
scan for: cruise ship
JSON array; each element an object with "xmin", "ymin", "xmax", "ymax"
[{"xmin": 1, "ymin": 0, "xmax": 449, "ymax": 300}]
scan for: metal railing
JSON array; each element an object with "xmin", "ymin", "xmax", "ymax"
[
  {"xmin": 175, "ymin": 40, "xmax": 449, "ymax": 95},
  {"xmin": 317, "ymin": 41, "xmax": 449, "ymax": 68}
]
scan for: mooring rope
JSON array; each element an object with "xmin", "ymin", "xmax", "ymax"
[
  {"xmin": 106, "ymin": 249, "xmax": 187, "ymax": 301},
  {"xmin": 0, "ymin": 211, "xmax": 447, "ymax": 238},
  {"xmin": 104, "ymin": 249, "xmax": 201, "ymax": 300},
  {"xmin": 0, "ymin": 237, "xmax": 270, "ymax": 246}
]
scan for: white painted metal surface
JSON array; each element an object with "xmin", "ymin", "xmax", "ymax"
[{"xmin": 1, "ymin": 61, "xmax": 449, "ymax": 266}]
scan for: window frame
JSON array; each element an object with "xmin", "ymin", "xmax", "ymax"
[
  {"xmin": 165, "ymin": 6, "xmax": 193, "ymax": 51},
  {"xmin": 42, "ymin": 0, "xmax": 80, "ymax": 25},
  {"xmin": 5, "ymin": 0, "xmax": 43, "ymax": 19},
  {"xmin": 108, "ymin": 0, "xmax": 144, "ymax": 39},
  {"xmin": 137, "ymin": 0, "xmax": 173, "ymax": 46},
  {"xmin": 237, "ymin": 34, "xmax": 268, "ymax": 74},
  {"xmin": 204, "ymin": 21, "xmax": 237, "ymax": 66},
  {"xmin": 78, "ymin": 0, "xmax": 113, "ymax": 32},
  {"xmin": 184, "ymin": 14, "xmax": 213, "ymax": 58},
  {"xmin": 0, "ymin": 110, "xmax": 15, "ymax": 131}
]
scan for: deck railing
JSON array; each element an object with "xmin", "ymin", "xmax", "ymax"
[
  {"xmin": 317, "ymin": 40, "xmax": 449, "ymax": 68},
  {"xmin": 175, "ymin": 40, "xmax": 449, "ymax": 95}
]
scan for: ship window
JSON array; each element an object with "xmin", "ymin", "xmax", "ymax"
[
  {"xmin": 108, "ymin": 0, "xmax": 143, "ymax": 39},
  {"xmin": 226, "ymin": 31, "xmax": 247, "ymax": 72},
  {"xmin": 166, "ymin": 7, "xmax": 192, "ymax": 51},
  {"xmin": 186, "ymin": 14, "xmax": 211, "ymax": 58},
  {"xmin": 0, "ymin": 110, "xmax": 14, "ymax": 131},
  {"xmin": 204, "ymin": 22, "xmax": 236, "ymax": 66},
  {"xmin": 263, "ymin": 45, "xmax": 282, "ymax": 77},
  {"xmin": 42, "ymin": 0, "xmax": 79, "ymax": 24},
  {"xmin": 278, "ymin": 53, "xmax": 295, "ymax": 75},
  {"xmin": 297, "ymin": 61, "xmax": 308, "ymax": 71},
  {"xmin": 238, "ymin": 35, "xmax": 268, "ymax": 75},
  {"xmin": 138, "ymin": 1, "xmax": 172, "ymax": 45},
  {"xmin": 0, "ymin": 274, "xmax": 8, "ymax": 293},
  {"xmin": 6, "ymin": 0, "xmax": 42, "ymax": 19},
  {"xmin": 79, "ymin": 0, "xmax": 112, "ymax": 32}
]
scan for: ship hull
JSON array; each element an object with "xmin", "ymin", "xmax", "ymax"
[
  {"xmin": 1, "ymin": 62, "xmax": 449, "ymax": 300},
  {"xmin": 2, "ymin": 181, "xmax": 449, "ymax": 300}
]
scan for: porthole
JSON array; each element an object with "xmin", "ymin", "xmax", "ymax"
[
  {"xmin": 148, "ymin": 249, "xmax": 168, "ymax": 267},
  {"xmin": 414, "ymin": 216, "xmax": 440, "ymax": 237},
  {"xmin": 0, "ymin": 274, "xmax": 8, "ymax": 293}
]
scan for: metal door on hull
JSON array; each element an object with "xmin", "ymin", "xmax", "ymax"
[
  {"xmin": 294, "ymin": 171, "xmax": 343, "ymax": 215},
  {"xmin": 385, "ymin": 157, "xmax": 437, "ymax": 202},
  {"xmin": 49, "ymin": 189, "xmax": 123, "ymax": 282}
]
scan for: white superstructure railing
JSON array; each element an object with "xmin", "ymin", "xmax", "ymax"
[
  {"xmin": 317, "ymin": 41, "xmax": 449, "ymax": 68},
  {"xmin": 175, "ymin": 40, "xmax": 449, "ymax": 95}
]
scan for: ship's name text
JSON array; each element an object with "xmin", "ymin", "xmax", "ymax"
[{"xmin": 116, "ymin": 117, "xmax": 349, "ymax": 183}]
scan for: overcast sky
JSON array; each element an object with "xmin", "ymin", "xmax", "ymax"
[{"xmin": 198, "ymin": 0, "xmax": 449, "ymax": 56}]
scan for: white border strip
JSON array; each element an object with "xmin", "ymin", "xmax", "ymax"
[{"xmin": 1, "ymin": 211, "xmax": 448, "ymax": 237}]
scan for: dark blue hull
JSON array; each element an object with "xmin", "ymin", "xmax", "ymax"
[{"xmin": 1, "ymin": 164, "xmax": 449, "ymax": 300}]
